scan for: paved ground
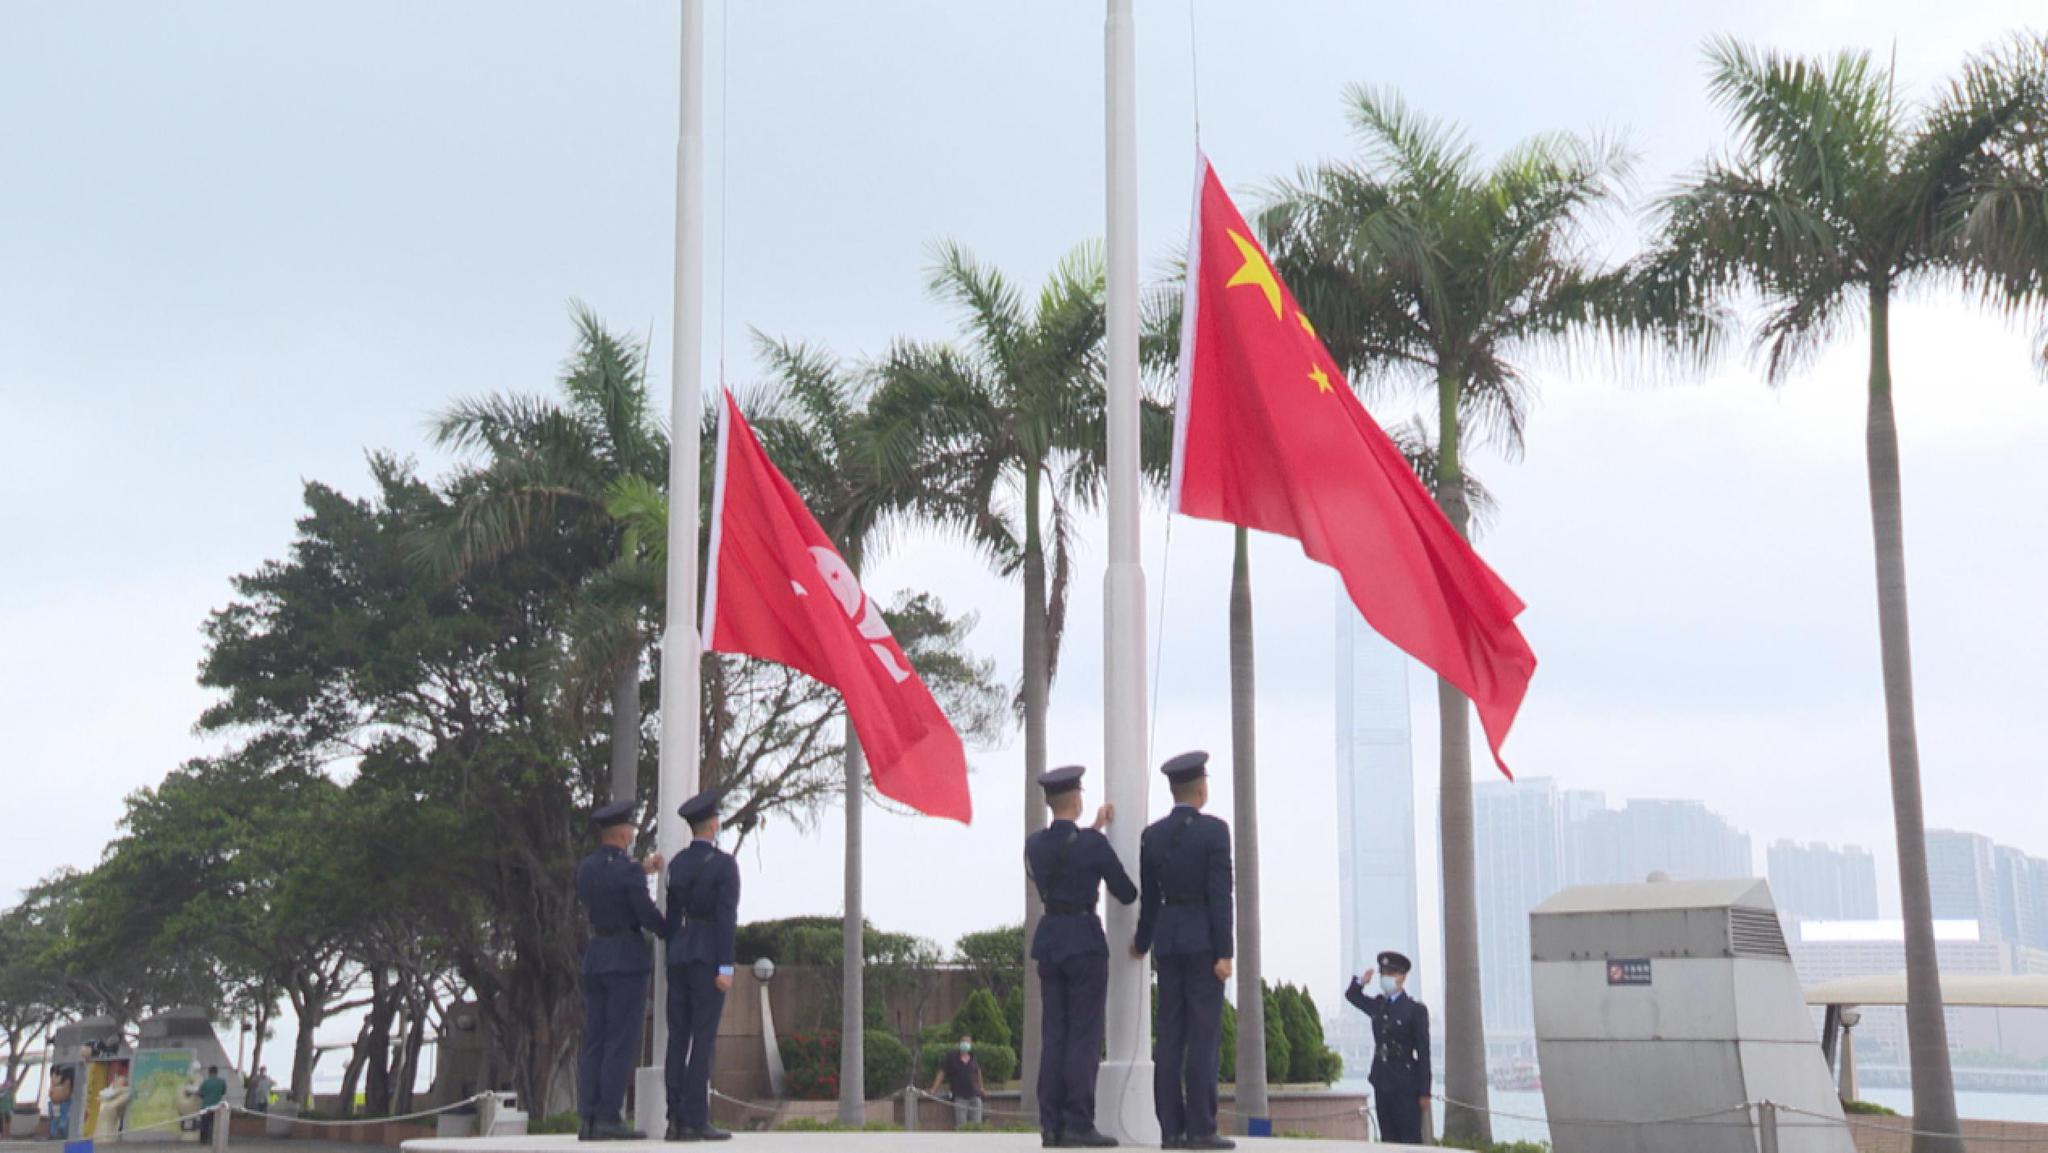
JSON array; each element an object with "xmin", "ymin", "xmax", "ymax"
[{"xmin": 402, "ymin": 1136, "xmax": 1397, "ymax": 1152}]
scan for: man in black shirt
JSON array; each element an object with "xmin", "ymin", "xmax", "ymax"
[{"xmin": 928, "ymin": 1034, "xmax": 987, "ymax": 1128}]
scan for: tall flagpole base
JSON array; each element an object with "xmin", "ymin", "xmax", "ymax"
[
  {"xmin": 632, "ymin": 1066, "xmax": 666, "ymax": 1137},
  {"xmin": 1094, "ymin": 1059, "xmax": 1160, "ymax": 1146}
]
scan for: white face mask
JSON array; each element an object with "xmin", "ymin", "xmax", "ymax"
[
  {"xmin": 1380, "ymin": 975, "xmax": 1400, "ymax": 996},
  {"xmin": 958, "ymin": 1042, "xmax": 973, "ymax": 1054}
]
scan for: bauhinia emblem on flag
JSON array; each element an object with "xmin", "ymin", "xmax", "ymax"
[
  {"xmin": 1170, "ymin": 153, "xmax": 1537, "ymax": 775},
  {"xmin": 702, "ymin": 390, "xmax": 973, "ymax": 822}
]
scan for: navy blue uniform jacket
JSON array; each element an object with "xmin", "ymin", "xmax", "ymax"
[
  {"xmin": 1345, "ymin": 979, "xmax": 1431, "ymax": 1095},
  {"xmin": 1133, "ymin": 806, "xmax": 1234, "ymax": 959},
  {"xmin": 664, "ymin": 841, "xmax": 741, "ymax": 968},
  {"xmin": 576, "ymin": 845, "xmax": 665, "ymax": 976},
  {"xmin": 1025, "ymin": 819, "xmax": 1138, "ymax": 962}
]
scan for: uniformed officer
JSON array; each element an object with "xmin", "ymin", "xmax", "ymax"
[
  {"xmin": 1026, "ymin": 765, "xmax": 1138, "ymax": 1149},
  {"xmin": 1344, "ymin": 951, "xmax": 1431, "ymax": 1145},
  {"xmin": 1131, "ymin": 752, "xmax": 1235, "ymax": 1152},
  {"xmin": 575, "ymin": 800, "xmax": 665, "ymax": 1142},
  {"xmin": 663, "ymin": 788, "xmax": 741, "ymax": 1143}
]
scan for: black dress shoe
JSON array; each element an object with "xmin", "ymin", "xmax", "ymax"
[
  {"xmin": 663, "ymin": 1121, "xmax": 691, "ymax": 1142},
  {"xmin": 1159, "ymin": 1136, "xmax": 1184, "ymax": 1150},
  {"xmin": 1066, "ymin": 1128, "xmax": 1119, "ymax": 1148},
  {"xmin": 578, "ymin": 1118, "xmax": 597, "ymax": 1142},
  {"xmin": 1042, "ymin": 1132, "xmax": 1066, "ymax": 1148},
  {"xmin": 592, "ymin": 1122, "xmax": 646, "ymax": 1141},
  {"xmin": 1182, "ymin": 1137, "xmax": 1236, "ymax": 1151},
  {"xmin": 687, "ymin": 1127, "xmax": 730, "ymax": 1142}
]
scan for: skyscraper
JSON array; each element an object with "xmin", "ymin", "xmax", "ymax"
[
  {"xmin": 1927, "ymin": 828, "xmax": 2001, "ymax": 936},
  {"xmin": 1473, "ymin": 779, "xmax": 1567, "ymax": 1042},
  {"xmin": 1767, "ymin": 840, "xmax": 1880, "ymax": 921},
  {"xmin": 1568, "ymin": 798, "xmax": 1752, "ymax": 886},
  {"xmin": 1333, "ymin": 596, "xmax": 1419, "ymax": 997}
]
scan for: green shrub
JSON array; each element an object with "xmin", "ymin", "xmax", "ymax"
[
  {"xmin": 1843, "ymin": 1100, "xmax": 1898, "ymax": 1116},
  {"xmin": 528, "ymin": 1112, "xmax": 582, "ymax": 1135},
  {"xmin": 778, "ymin": 1028, "xmax": 914, "ymax": 1100},
  {"xmin": 950, "ymin": 988, "xmax": 1013, "ymax": 1049},
  {"xmin": 1439, "ymin": 1136, "xmax": 1550, "ymax": 1153},
  {"xmin": 1000, "ymin": 986, "xmax": 1025, "ymax": 1053},
  {"xmin": 918, "ymin": 1041, "xmax": 1019, "ymax": 1087},
  {"xmin": 864, "ymin": 1029, "xmax": 912, "ymax": 1099},
  {"xmin": 779, "ymin": 1031, "xmax": 841, "ymax": 1101}
]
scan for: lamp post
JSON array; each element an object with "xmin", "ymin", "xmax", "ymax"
[{"xmin": 754, "ymin": 959, "xmax": 787, "ymax": 1100}]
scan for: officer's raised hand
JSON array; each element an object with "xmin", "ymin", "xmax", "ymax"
[
  {"xmin": 643, "ymin": 852, "xmax": 665, "ymax": 875},
  {"xmin": 1360, "ymin": 967, "xmax": 1376, "ymax": 987},
  {"xmin": 1092, "ymin": 803, "xmax": 1115, "ymax": 830}
]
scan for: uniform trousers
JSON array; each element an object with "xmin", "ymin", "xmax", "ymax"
[
  {"xmin": 577, "ymin": 971, "xmax": 648, "ymax": 1124},
  {"xmin": 1152, "ymin": 952, "xmax": 1224, "ymax": 1140},
  {"xmin": 1036, "ymin": 953, "xmax": 1109, "ymax": 1134},
  {"xmin": 1374, "ymin": 1083, "xmax": 1424, "ymax": 1144},
  {"xmin": 664, "ymin": 962, "xmax": 726, "ymax": 1130}
]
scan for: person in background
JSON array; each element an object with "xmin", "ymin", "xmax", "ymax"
[
  {"xmin": 245, "ymin": 1066, "xmax": 274, "ymax": 1113},
  {"xmin": 197, "ymin": 1066, "xmax": 228, "ymax": 1145},
  {"xmin": 929, "ymin": 1033, "xmax": 988, "ymax": 1129},
  {"xmin": 1344, "ymin": 951, "xmax": 1431, "ymax": 1145}
]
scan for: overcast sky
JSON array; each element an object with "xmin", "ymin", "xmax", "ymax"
[{"xmin": 5, "ymin": 0, "xmax": 2047, "ymax": 1054}]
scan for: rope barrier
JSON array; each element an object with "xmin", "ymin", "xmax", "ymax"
[
  {"xmin": 908, "ymin": 1087, "xmax": 1040, "ymax": 1122},
  {"xmin": 225, "ymin": 1092, "xmax": 491, "ymax": 1128},
  {"xmin": 1778, "ymin": 1102, "xmax": 2048, "ymax": 1146},
  {"xmin": 1436, "ymin": 1094, "xmax": 1757, "ymax": 1129}
]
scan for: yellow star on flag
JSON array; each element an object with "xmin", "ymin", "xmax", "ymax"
[
  {"xmin": 1225, "ymin": 230, "xmax": 1283, "ymax": 320},
  {"xmin": 1308, "ymin": 362, "xmax": 1335, "ymax": 394}
]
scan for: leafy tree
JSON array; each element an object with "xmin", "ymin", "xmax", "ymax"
[
  {"xmin": 952, "ymin": 925, "xmax": 1026, "ymax": 1005},
  {"xmin": 421, "ymin": 305, "xmax": 666, "ymax": 809},
  {"xmin": 1261, "ymin": 983, "xmax": 1292, "ymax": 1088},
  {"xmin": 1263, "ymin": 89, "xmax": 1715, "ymax": 1141},
  {"xmin": 1650, "ymin": 36, "xmax": 2048, "ymax": 1151},
  {"xmin": 0, "ymin": 895, "xmax": 67, "ymax": 1102}
]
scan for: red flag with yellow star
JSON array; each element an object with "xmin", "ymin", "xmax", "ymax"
[{"xmin": 1169, "ymin": 154, "xmax": 1536, "ymax": 775}]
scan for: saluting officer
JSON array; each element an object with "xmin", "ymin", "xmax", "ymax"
[
  {"xmin": 575, "ymin": 800, "xmax": 665, "ymax": 1142},
  {"xmin": 1131, "ymin": 752, "xmax": 1235, "ymax": 1152},
  {"xmin": 1344, "ymin": 951, "xmax": 1431, "ymax": 1145},
  {"xmin": 1026, "ymin": 765, "xmax": 1138, "ymax": 1149},
  {"xmin": 663, "ymin": 788, "xmax": 741, "ymax": 1143}
]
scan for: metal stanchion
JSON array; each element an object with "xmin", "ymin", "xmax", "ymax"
[
  {"xmin": 901, "ymin": 1086, "xmax": 918, "ymax": 1133},
  {"xmin": 211, "ymin": 1103, "xmax": 231, "ymax": 1153}
]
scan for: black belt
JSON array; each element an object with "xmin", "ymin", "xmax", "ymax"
[
  {"xmin": 1165, "ymin": 896, "xmax": 1207, "ymax": 907},
  {"xmin": 593, "ymin": 928, "xmax": 642, "ymax": 939},
  {"xmin": 1043, "ymin": 902, "xmax": 1095, "ymax": 916}
]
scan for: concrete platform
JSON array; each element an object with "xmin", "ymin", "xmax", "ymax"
[{"xmin": 402, "ymin": 1135, "xmax": 1399, "ymax": 1152}]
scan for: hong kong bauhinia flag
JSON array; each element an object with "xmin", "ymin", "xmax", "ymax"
[
  {"xmin": 1170, "ymin": 154, "xmax": 1536, "ymax": 775},
  {"xmin": 702, "ymin": 391, "xmax": 972, "ymax": 822}
]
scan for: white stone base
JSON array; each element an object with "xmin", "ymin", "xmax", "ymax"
[
  {"xmin": 631, "ymin": 1065, "xmax": 666, "ymax": 1138},
  {"xmin": 1094, "ymin": 1058, "xmax": 1161, "ymax": 1146}
]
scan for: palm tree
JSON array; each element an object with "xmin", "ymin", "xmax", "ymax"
[
  {"xmin": 866, "ymin": 241, "xmax": 1110, "ymax": 1116},
  {"xmin": 419, "ymin": 304, "xmax": 666, "ymax": 807},
  {"xmin": 1264, "ymin": 91, "xmax": 1717, "ymax": 1143},
  {"xmin": 1651, "ymin": 37, "xmax": 2048, "ymax": 1152}
]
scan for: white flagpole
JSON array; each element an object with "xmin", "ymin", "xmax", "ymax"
[
  {"xmin": 639, "ymin": 0, "xmax": 705, "ymax": 1136},
  {"xmin": 1097, "ymin": 0, "xmax": 1158, "ymax": 1144}
]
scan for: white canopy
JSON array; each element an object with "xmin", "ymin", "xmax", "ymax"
[{"xmin": 1804, "ymin": 973, "xmax": 2048, "ymax": 1009}]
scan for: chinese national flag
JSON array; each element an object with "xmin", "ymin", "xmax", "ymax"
[
  {"xmin": 702, "ymin": 391, "xmax": 972, "ymax": 822},
  {"xmin": 1170, "ymin": 155, "xmax": 1536, "ymax": 775}
]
